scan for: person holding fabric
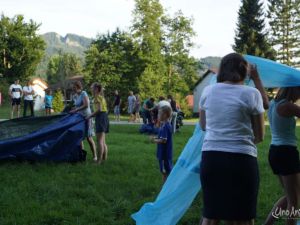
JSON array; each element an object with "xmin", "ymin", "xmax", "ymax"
[
  {"xmin": 87, "ymin": 83, "xmax": 109, "ymax": 164},
  {"xmin": 141, "ymin": 98, "xmax": 155, "ymax": 124},
  {"xmin": 23, "ymin": 80, "xmax": 35, "ymax": 117},
  {"xmin": 9, "ymin": 79, "xmax": 23, "ymax": 119},
  {"xmin": 199, "ymin": 53, "xmax": 268, "ymax": 225},
  {"xmin": 70, "ymin": 81, "xmax": 97, "ymax": 162},
  {"xmin": 264, "ymin": 87, "xmax": 300, "ymax": 225}
]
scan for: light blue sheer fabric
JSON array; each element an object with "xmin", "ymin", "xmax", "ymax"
[
  {"xmin": 132, "ymin": 55, "xmax": 300, "ymax": 225},
  {"xmin": 132, "ymin": 124, "xmax": 205, "ymax": 225}
]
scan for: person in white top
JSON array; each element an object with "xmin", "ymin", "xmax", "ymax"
[
  {"xmin": 23, "ymin": 80, "xmax": 35, "ymax": 117},
  {"xmin": 9, "ymin": 79, "xmax": 23, "ymax": 119},
  {"xmin": 199, "ymin": 53, "xmax": 269, "ymax": 225}
]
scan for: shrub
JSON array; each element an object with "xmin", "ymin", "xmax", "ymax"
[
  {"xmin": 52, "ymin": 90, "xmax": 64, "ymax": 113},
  {"xmin": 175, "ymin": 93, "xmax": 193, "ymax": 118}
]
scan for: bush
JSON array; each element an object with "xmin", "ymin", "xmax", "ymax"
[
  {"xmin": 0, "ymin": 80, "xmax": 10, "ymax": 105},
  {"xmin": 52, "ymin": 90, "xmax": 64, "ymax": 113}
]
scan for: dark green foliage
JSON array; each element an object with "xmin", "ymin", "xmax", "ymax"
[
  {"xmin": 0, "ymin": 14, "xmax": 45, "ymax": 82},
  {"xmin": 47, "ymin": 52, "xmax": 83, "ymax": 85},
  {"xmin": 233, "ymin": 0, "xmax": 275, "ymax": 59},
  {"xmin": 268, "ymin": 0, "xmax": 300, "ymax": 66}
]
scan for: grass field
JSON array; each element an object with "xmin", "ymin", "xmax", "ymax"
[{"xmin": 0, "ymin": 119, "xmax": 292, "ymax": 225}]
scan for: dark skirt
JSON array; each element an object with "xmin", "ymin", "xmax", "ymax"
[
  {"xmin": 200, "ymin": 151, "xmax": 259, "ymax": 221},
  {"xmin": 269, "ymin": 145, "xmax": 300, "ymax": 176},
  {"xmin": 95, "ymin": 112, "xmax": 109, "ymax": 133}
]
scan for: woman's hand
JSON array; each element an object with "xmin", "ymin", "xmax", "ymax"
[
  {"xmin": 85, "ymin": 115, "xmax": 91, "ymax": 120},
  {"xmin": 249, "ymin": 64, "xmax": 260, "ymax": 81},
  {"xmin": 69, "ymin": 109, "xmax": 77, "ymax": 114}
]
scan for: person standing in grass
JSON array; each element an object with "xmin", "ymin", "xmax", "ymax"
[
  {"xmin": 70, "ymin": 81, "xmax": 97, "ymax": 162},
  {"xmin": 133, "ymin": 94, "xmax": 141, "ymax": 123},
  {"xmin": 264, "ymin": 87, "xmax": 300, "ymax": 225},
  {"xmin": 151, "ymin": 105, "xmax": 173, "ymax": 183},
  {"xmin": 44, "ymin": 89, "xmax": 53, "ymax": 116},
  {"xmin": 23, "ymin": 80, "xmax": 35, "ymax": 117},
  {"xmin": 87, "ymin": 83, "xmax": 109, "ymax": 164},
  {"xmin": 9, "ymin": 79, "xmax": 23, "ymax": 119},
  {"xmin": 128, "ymin": 91, "xmax": 136, "ymax": 122},
  {"xmin": 199, "ymin": 53, "xmax": 268, "ymax": 225},
  {"xmin": 113, "ymin": 90, "xmax": 121, "ymax": 122}
]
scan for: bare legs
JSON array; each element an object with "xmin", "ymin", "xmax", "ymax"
[
  {"xmin": 265, "ymin": 174, "xmax": 300, "ymax": 225},
  {"xmin": 11, "ymin": 105, "xmax": 20, "ymax": 119},
  {"xmin": 96, "ymin": 132, "xmax": 108, "ymax": 164},
  {"xmin": 87, "ymin": 136, "xmax": 97, "ymax": 161},
  {"xmin": 45, "ymin": 108, "xmax": 51, "ymax": 116}
]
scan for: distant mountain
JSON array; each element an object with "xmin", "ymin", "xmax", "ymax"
[
  {"xmin": 35, "ymin": 32, "xmax": 93, "ymax": 79},
  {"xmin": 42, "ymin": 32, "xmax": 92, "ymax": 57}
]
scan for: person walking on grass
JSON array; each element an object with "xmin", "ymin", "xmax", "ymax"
[
  {"xmin": 23, "ymin": 80, "xmax": 35, "ymax": 117},
  {"xmin": 70, "ymin": 81, "xmax": 97, "ymax": 162},
  {"xmin": 133, "ymin": 94, "xmax": 141, "ymax": 123},
  {"xmin": 128, "ymin": 91, "xmax": 136, "ymax": 122},
  {"xmin": 264, "ymin": 87, "xmax": 300, "ymax": 225},
  {"xmin": 87, "ymin": 83, "xmax": 109, "ymax": 164},
  {"xmin": 113, "ymin": 90, "xmax": 121, "ymax": 122},
  {"xmin": 199, "ymin": 53, "xmax": 269, "ymax": 225},
  {"xmin": 9, "ymin": 79, "xmax": 23, "ymax": 119},
  {"xmin": 44, "ymin": 89, "xmax": 53, "ymax": 116},
  {"xmin": 151, "ymin": 105, "xmax": 173, "ymax": 184}
]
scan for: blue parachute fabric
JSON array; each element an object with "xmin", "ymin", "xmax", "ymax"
[
  {"xmin": 132, "ymin": 124, "xmax": 205, "ymax": 225},
  {"xmin": 244, "ymin": 55, "xmax": 300, "ymax": 88},
  {"xmin": 0, "ymin": 114, "xmax": 86, "ymax": 162},
  {"xmin": 139, "ymin": 124, "xmax": 159, "ymax": 135}
]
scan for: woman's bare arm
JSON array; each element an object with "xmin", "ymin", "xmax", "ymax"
[
  {"xmin": 277, "ymin": 102, "xmax": 300, "ymax": 118},
  {"xmin": 251, "ymin": 113, "xmax": 265, "ymax": 144},
  {"xmin": 199, "ymin": 109, "xmax": 206, "ymax": 131}
]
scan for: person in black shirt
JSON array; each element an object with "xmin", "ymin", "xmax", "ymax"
[
  {"xmin": 113, "ymin": 90, "xmax": 121, "ymax": 122},
  {"xmin": 167, "ymin": 95, "xmax": 177, "ymax": 112}
]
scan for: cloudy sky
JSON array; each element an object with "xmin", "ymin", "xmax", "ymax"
[{"xmin": 1, "ymin": 0, "xmax": 267, "ymax": 58}]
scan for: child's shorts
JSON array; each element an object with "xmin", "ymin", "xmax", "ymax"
[{"xmin": 158, "ymin": 159, "xmax": 173, "ymax": 174}]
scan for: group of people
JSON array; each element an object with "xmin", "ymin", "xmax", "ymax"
[
  {"xmin": 9, "ymin": 79, "xmax": 35, "ymax": 119},
  {"xmin": 195, "ymin": 53, "xmax": 299, "ymax": 225}
]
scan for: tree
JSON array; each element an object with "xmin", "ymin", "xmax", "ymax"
[
  {"xmin": 267, "ymin": 0, "xmax": 300, "ymax": 66},
  {"xmin": 233, "ymin": 0, "xmax": 275, "ymax": 59},
  {"xmin": 162, "ymin": 11, "xmax": 198, "ymax": 93},
  {"xmin": 0, "ymin": 14, "xmax": 45, "ymax": 82},
  {"xmin": 132, "ymin": 0, "xmax": 167, "ymax": 98},
  {"xmin": 47, "ymin": 52, "xmax": 82, "ymax": 84},
  {"xmin": 84, "ymin": 29, "xmax": 142, "ymax": 103},
  {"xmin": 52, "ymin": 90, "xmax": 64, "ymax": 112}
]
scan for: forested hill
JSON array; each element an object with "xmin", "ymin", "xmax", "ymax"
[
  {"xmin": 42, "ymin": 32, "xmax": 92, "ymax": 57},
  {"xmin": 35, "ymin": 32, "xmax": 92, "ymax": 78}
]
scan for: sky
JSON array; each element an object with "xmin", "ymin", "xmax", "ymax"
[{"xmin": 1, "ymin": 0, "xmax": 253, "ymax": 58}]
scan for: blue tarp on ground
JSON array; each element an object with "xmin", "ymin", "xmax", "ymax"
[{"xmin": 0, "ymin": 114, "xmax": 86, "ymax": 162}]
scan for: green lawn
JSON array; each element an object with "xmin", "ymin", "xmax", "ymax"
[{"xmin": 0, "ymin": 123, "xmax": 292, "ymax": 225}]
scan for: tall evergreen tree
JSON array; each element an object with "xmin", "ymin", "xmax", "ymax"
[
  {"xmin": 132, "ymin": 0, "xmax": 167, "ymax": 99},
  {"xmin": 268, "ymin": 0, "xmax": 300, "ymax": 66},
  {"xmin": 233, "ymin": 0, "xmax": 275, "ymax": 59}
]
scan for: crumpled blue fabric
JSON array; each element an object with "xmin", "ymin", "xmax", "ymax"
[{"xmin": 132, "ymin": 55, "xmax": 300, "ymax": 225}]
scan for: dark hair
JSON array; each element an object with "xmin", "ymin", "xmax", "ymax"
[
  {"xmin": 73, "ymin": 81, "xmax": 83, "ymax": 90},
  {"xmin": 275, "ymin": 87, "xmax": 300, "ymax": 103},
  {"xmin": 150, "ymin": 97, "xmax": 155, "ymax": 102},
  {"xmin": 217, "ymin": 53, "xmax": 248, "ymax": 83},
  {"xmin": 167, "ymin": 95, "xmax": 173, "ymax": 100},
  {"xmin": 159, "ymin": 96, "xmax": 165, "ymax": 101},
  {"xmin": 92, "ymin": 82, "xmax": 103, "ymax": 93}
]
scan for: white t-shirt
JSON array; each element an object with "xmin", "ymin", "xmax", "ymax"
[
  {"xmin": 199, "ymin": 83, "xmax": 265, "ymax": 157},
  {"xmin": 9, "ymin": 84, "xmax": 22, "ymax": 99},
  {"xmin": 23, "ymin": 86, "xmax": 34, "ymax": 101},
  {"xmin": 158, "ymin": 100, "xmax": 171, "ymax": 108}
]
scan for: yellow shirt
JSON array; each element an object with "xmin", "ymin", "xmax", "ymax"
[{"xmin": 94, "ymin": 95, "xmax": 107, "ymax": 112}]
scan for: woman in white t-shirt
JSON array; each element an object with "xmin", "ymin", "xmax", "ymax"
[{"xmin": 199, "ymin": 53, "xmax": 268, "ymax": 225}]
